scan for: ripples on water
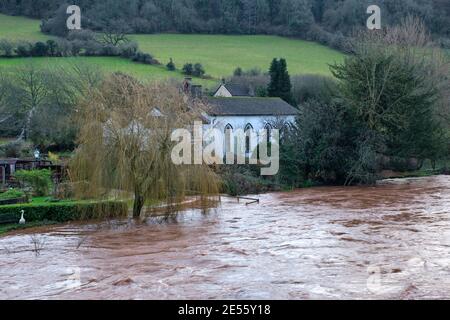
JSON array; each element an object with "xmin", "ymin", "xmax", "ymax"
[{"xmin": 1, "ymin": 175, "xmax": 450, "ymax": 299}]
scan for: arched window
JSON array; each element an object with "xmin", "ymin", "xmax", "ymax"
[
  {"xmin": 264, "ymin": 123, "xmax": 272, "ymax": 145},
  {"xmin": 224, "ymin": 124, "xmax": 233, "ymax": 155},
  {"xmin": 244, "ymin": 123, "xmax": 253, "ymax": 155}
]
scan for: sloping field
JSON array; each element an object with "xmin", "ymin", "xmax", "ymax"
[
  {"xmin": 0, "ymin": 13, "xmax": 50, "ymax": 41},
  {"xmin": 132, "ymin": 34, "xmax": 344, "ymax": 77},
  {"xmin": 0, "ymin": 14, "xmax": 344, "ymax": 83}
]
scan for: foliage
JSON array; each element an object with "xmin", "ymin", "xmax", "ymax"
[
  {"xmin": 131, "ymin": 51, "xmax": 157, "ymax": 64},
  {"xmin": 0, "ymin": 188, "xmax": 25, "ymax": 201},
  {"xmin": 182, "ymin": 63, "xmax": 194, "ymax": 75},
  {"xmin": 291, "ymin": 74, "xmax": 337, "ymax": 105},
  {"xmin": 14, "ymin": 169, "xmax": 53, "ymax": 197},
  {"xmin": 166, "ymin": 58, "xmax": 176, "ymax": 71},
  {"xmin": 233, "ymin": 67, "xmax": 243, "ymax": 77},
  {"xmin": 219, "ymin": 165, "xmax": 279, "ymax": 196},
  {"xmin": 330, "ymin": 18, "xmax": 448, "ymax": 163},
  {"xmin": 193, "ymin": 63, "xmax": 205, "ymax": 77},
  {"xmin": 182, "ymin": 62, "xmax": 205, "ymax": 77},
  {"xmin": 278, "ymin": 18, "xmax": 450, "ymax": 186}
]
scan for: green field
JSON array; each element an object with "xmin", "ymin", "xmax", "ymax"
[
  {"xmin": 0, "ymin": 13, "xmax": 345, "ymax": 84},
  {"xmin": 131, "ymin": 34, "xmax": 344, "ymax": 77},
  {"xmin": 0, "ymin": 13, "xmax": 50, "ymax": 41}
]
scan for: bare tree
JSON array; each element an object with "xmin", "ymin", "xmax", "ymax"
[
  {"xmin": 0, "ymin": 71, "xmax": 12, "ymax": 125},
  {"xmin": 14, "ymin": 63, "xmax": 50, "ymax": 141},
  {"xmin": 98, "ymin": 24, "xmax": 130, "ymax": 46}
]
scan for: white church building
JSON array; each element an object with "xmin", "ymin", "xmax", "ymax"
[
  {"xmin": 183, "ymin": 79, "xmax": 298, "ymax": 156},
  {"xmin": 185, "ymin": 80, "xmax": 298, "ymax": 132}
]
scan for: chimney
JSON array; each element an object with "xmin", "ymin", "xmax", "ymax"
[
  {"xmin": 191, "ymin": 85, "xmax": 203, "ymax": 98},
  {"xmin": 183, "ymin": 77, "xmax": 192, "ymax": 94}
]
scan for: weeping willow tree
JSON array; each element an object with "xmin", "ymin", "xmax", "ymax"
[{"xmin": 70, "ymin": 73, "xmax": 219, "ymax": 218}]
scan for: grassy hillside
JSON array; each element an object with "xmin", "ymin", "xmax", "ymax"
[
  {"xmin": 0, "ymin": 13, "xmax": 50, "ymax": 41},
  {"xmin": 0, "ymin": 57, "xmax": 215, "ymax": 86},
  {"xmin": 0, "ymin": 14, "xmax": 344, "ymax": 84},
  {"xmin": 132, "ymin": 34, "xmax": 344, "ymax": 77}
]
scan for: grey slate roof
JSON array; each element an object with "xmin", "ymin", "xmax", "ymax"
[
  {"xmin": 213, "ymin": 83, "xmax": 252, "ymax": 96},
  {"xmin": 225, "ymin": 84, "xmax": 251, "ymax": 96},
  {"xmin": 206, "ymin": 97, "xmax": 299, "ymax": 116}
]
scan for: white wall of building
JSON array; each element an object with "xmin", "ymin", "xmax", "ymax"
[
  {"xmin": 202, "ymin": 114, "xmax": 296, "ymax": 158},
  {"xmin": 206, "ymin": 114, "xmax": 296, "ymax": 132}
]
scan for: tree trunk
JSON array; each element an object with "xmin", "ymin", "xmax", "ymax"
[{"xmin": 133, "ymin": 189, "xmax": 144, "ymax": 218}]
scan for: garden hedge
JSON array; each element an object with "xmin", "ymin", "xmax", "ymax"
[{"xmin": 0, "ymin": 200, "xmax": 128, "ymax": 224}]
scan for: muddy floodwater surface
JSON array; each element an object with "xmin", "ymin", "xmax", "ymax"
[{"xmin": 1, "ymin": 175, "xmax": 450, "ymax": 299}]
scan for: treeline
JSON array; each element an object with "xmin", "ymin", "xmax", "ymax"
[{"xmin": 1, "ymin": 0, "xmax": 449, "ymax": 51}]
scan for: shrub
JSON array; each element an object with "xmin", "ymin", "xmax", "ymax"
[
  {"xmin": 0, "ymin": 189, "xmax": 27, "ymax": 205},
  {"xmin": 118, "ymin": 41, "xmax": 139, "ymax": 58},
  {"xmin": 132, "ymin": 51, "xmax": 155, "ymax": 64},
  {"xmin": 0, "ymin": 200, "xmax": 128, "ymax": 224},
  {"xmin": 166, "ymin": 58, "xmax": 176, "ymax": 71},
  {"xmin": 15, "ymin": 42, "xmax": 33, "ymax": 57},
  {"xmin": 0, "ymin": 141, "xmax": 34, "ymax": 159},
  {"xmin": 14, "ymin": 169, "xmax": 53, "ymax": 197},
  {"xmin": 0, "ymin": 189, "xmax": 26, "ymax": 201},
  {"xmin": 193, "ymin": 63, "xmax": 205, "ymax": 77},
  {"xmin": 182, "ymin": 63, "xmax": 194, "ymax": 75},
  {"xmin": 0, "ymin": 39, "xmax": 14, "ymax": 57},
  {"xmin": 183, "ymin": 62, "xmax": 206, "ymax": 77},
  {"xmin": 46, "ymin": 40, "xmax": 58, "ymax": 56},
  {"xmin": 233, "ymin": 67, "xmax": 243, "ymax": 76},
  {"xmin": 291, "ymin": 74, "xmax": 337, "ymax": 105},
  {"xmin": 32, "ymin": 42, "xmax": 48, "ymax": 56},
  {"xmin": 99, "ymin": 44, "xmax": 119, "ymax": 56}
]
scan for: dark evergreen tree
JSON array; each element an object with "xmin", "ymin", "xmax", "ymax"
[
  {"xmin": 267, "ymin": 58, "xmax": 294, "ymax": 105},
  {"xmin": 267, "ymin": 58, "xmax": 280, "ymax": 98},
  {"xmin": 278, "ymin": 58, "xmax": 294, "ymax": 105}
]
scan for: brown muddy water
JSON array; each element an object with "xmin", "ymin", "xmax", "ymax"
[{"xmin": 1, "ymin": 175, "xmax": 450, "ymax": 299}]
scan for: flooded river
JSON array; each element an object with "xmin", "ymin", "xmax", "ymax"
[{"xmin": 1, "ymin": 175, "xmax": 450, "ymax": 299}]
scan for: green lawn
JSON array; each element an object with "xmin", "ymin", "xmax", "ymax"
[
  {"xmin": 0, "ymin": 13, "xmax": 50, "ymax": 41},
  {"xmin": 131, "ymin": 34, "xmax": 344, "ymax": 77}
]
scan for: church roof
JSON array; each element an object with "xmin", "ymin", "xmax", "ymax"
[{"xmin": 205, "ymin": 97, "xmax": 298, "ymax": 116}]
